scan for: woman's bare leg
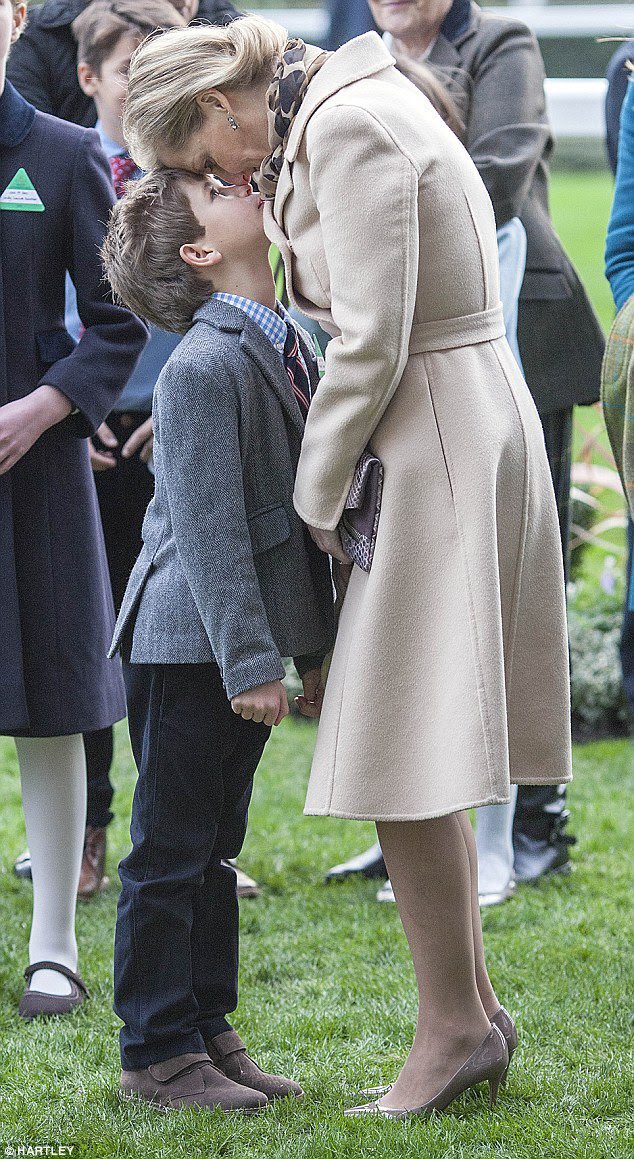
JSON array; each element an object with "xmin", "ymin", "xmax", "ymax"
[
  {"xmin": 456, "ymin": 810, "xmax": 501, "ymax": 1019},
  {"xmin": 375, "ymin": 812, "xmax": 492, "ymax": 1110}
]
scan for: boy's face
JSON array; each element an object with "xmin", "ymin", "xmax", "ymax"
[
  {"xmin": 179, "ymin": 176, "xmax": 270, "ymax": 279},
  {"xmin": 78, "ymin": 31, "xmax": 141, "ymax": 146},
  {"xmin": 0, "ymin": 2, "xmax": 26, "ymax": 90}
]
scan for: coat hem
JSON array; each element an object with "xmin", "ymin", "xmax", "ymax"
[{"xmin": 304, "ymin": 778, "xmax": 572, "ymax": 821}]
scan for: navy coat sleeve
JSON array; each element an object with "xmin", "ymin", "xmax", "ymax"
[
  {"xmin": 41, "ymin": 128, "xmax": 148, "ymax": 437},
  {"xmin": 606, "ymin": 41, "xmax": 634, "ymax": 175}
]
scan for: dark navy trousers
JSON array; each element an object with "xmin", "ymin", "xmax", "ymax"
[{"xmin": 115, "ymin": 658, "xmax": 269, "ymax": 1070}]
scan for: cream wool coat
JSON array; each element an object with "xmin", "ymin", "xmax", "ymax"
[{"xmin": 265, "ymin": 34, "xmax": 572, "ymax": 820}]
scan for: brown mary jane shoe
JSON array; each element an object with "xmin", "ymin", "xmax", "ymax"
[{"xmin": 19, "ymin": 960, "xmax": 89, "ymax": 1021}]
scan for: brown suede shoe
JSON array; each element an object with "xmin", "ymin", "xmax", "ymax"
[
  {"xmin": 121, "ymin": 1052, "xmax": 268, "ymax": 1113},
  {"xmin": 205, "ymin": 1030, "xmax": 303, "ymax": 1101},
  {"xmin": 77, "ymin": 825, "xmax": 109, "ymax": 899},
  {"xmin": 19, "ymin": 961, "xmax": 89, "ymax": 1021}
]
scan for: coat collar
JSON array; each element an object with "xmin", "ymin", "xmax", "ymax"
[
  {"xmin": 0, "ymin": 81, "xmax": 36, "ymax": 148},
  {"xmin": 284, "ymin": 33, "xmax": 395, "ymax": 164},
  {"xmin": 192, "ymin": 298, "xmax": 305, "ymax": 434}
]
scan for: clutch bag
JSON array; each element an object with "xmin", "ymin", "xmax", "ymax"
[{"xmin": 339, "ymin": 450, "xmax": 383, "ymax": 572}]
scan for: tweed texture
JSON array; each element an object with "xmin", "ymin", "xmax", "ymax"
[
  {"xmin": 601, "ymin": 296, "xmax": 634, "ymax": 520},
  {"xmin": 110, "ymin": 300, "xmax": 335, "ymax": 699},
  {"xmin": 264, "ymin": 34, "xmax": 572, "ymax": 820}
]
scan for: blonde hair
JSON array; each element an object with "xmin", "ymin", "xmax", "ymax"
[{"xmin": 123, "ymin": 15, "xmax": 287, "ymax": 169}]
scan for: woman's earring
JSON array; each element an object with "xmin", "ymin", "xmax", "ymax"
[{"xmin": 227, "ymin": 113, "xmax": 239, "ymax": 132}]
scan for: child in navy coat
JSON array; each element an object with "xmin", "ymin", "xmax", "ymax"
[{"xmin": 0, "ymin": 0, "xmax": 146, "ymax": 1018}]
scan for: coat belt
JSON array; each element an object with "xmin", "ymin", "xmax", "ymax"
[{"xmin": 408, "ymin": 304, "xmax": 505, "ymax": 354}]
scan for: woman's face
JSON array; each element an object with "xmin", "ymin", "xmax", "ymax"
[
  {"xmin": 368, "ymin": 0, "xmax": 453, "ymax": 41},
  {"xmin": 159, "ymin": 93, "xmax": 268, "ymax": 185}
]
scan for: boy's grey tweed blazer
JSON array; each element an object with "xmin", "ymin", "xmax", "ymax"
[{"xmin": 110, "ymin": 299, "xmax": 335, "ymax": 699}]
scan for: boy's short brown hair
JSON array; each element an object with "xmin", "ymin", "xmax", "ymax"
[
  {"xmin": 102, "ymin": 168, "xmax": 213, "ymax": 334},
  {"xmin": 72, "ymin": 0, "xmax": 185, "ymax": 75}
]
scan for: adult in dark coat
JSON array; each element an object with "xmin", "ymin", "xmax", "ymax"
[
  {"xmin": 0, "ymin": 79, "xmax": 146, "ymax": 736},
  {"xmin": 0, "ymin": 48, "xmax": 145, "ymax": 1018},
  {"xmin": 6, "ymin": 0, "xmax": 238, "ymax": 124},
  {"xmin": 605, "ymin": 40, "xmax": 634, "ymax": 722}
]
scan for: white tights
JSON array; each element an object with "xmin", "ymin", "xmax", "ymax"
[{"xmin": 15, "ymin": 735, "xmax": 87, "ymax": 996}]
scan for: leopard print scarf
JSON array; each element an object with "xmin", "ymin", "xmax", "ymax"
[{"xmin": 258, "ymin": 38, "xmax": 330, "ymax": 199}]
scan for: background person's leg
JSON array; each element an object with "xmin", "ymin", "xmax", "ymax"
[
  {"xmin": 619, "ymin": 517, "xmax": 634, "ymax": 719},
  {"xmin": 16, "ymin": 735, "xmax": 87, "ymax": 997},
  {"xmin": 475, "ymin": 787, "xmax": 518, "ymax": 902}
]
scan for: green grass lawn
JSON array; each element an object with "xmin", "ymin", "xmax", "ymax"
[{"xmin": 0, "ymin": 721, "xmax": 632, "ymax": 1157}]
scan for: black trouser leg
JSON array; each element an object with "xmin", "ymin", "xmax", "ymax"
[
  {"xmin": 83, "ymin": 412, "xmax": 155, "ymax": 831},
  {"xmin": 515, "ymin": 407, "xmax": 574, "ymax": 838},
  {"xmin": 83, "ymin": 727, "xmax": 114, "ymax": 828},
  {"xmin": 115, "ymin": 659, "xmax": 268, "ymax": 1070}
]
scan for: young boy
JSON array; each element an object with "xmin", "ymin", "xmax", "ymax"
[{"xmin": 103, "ymin": 169, "xmax": 335, "ymax": 1112}]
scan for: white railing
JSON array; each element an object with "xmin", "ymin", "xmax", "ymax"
[{"xmin": 545, "ymin": 77, "xmax": 608, "ymax": 138}]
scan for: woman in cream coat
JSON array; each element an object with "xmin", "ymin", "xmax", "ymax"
[{"xmin": 122, "ymin": 16, "xmax": 572, "ymax": 1118}]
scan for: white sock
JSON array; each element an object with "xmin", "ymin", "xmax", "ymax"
[
  {"xmin": 16, "ymin": 735, "xmax": 87, "ymax": 997},
  {"xmin": 475, "ymin": 785, "xmax": 518, "ymax": 895}
]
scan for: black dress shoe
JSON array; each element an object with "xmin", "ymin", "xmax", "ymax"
[
  {"xmin": 14, "ymin": 848, "xmax": 32, "ymax": 880},
  {"xmin": 325, "ymin": 842, "xmax": 386, "ymax": 882},
  {"xmin": 513, "ymin": 832, "xmax": 574, "ymax": 882}
]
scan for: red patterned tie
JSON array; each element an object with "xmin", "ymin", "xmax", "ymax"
[
  {"xmin": 283, "ymin": 325, "xmax": 311, "ymax": 417},
  {"xmin": 109, "ymin": 153, "xmax": 138, "ymax": 200}
]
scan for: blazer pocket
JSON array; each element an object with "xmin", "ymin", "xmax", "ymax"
[
  {"xmin": 247, "ymin": 505, "xmax": 291, "ymax": 556},
  {"xmin": 36, "ymin": 328, "xmax": 77, "ymax": 366}
]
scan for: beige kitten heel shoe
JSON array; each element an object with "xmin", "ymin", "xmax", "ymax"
[{"xmin": 345, "ymin": 1024, "xmax": 508, "ymax": 1119}]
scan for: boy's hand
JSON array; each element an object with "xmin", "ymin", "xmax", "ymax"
[
  {"xmin": 0, "ymin": 386, "xmax": 71, "ymax": 475},
  {"xmin": 89, "ymin": 421, "xmax": 118, "ymax": 472},
  {"xmin": 307, "ymin": 524, "xmax": 349, "ymax": 563},
  {"xmin": 231, "ymin": 680, "xmax": 289, "ymax": 727},
  {"xmin": 295, "ymin": 667, "xmax": 325, "ymax": 719},
  {"xmin": 122, "ymin": 416, "xmax": 154, "ymax": 464}
]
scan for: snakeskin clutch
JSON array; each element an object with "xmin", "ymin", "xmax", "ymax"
[{"xmin": 339, "ymin": 450, "xmax": 384, "ymax": 572}]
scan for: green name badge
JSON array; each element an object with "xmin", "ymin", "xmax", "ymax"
[{"xmin": 0, "ymin": 168, "xmax": 45, "ymax": 212}]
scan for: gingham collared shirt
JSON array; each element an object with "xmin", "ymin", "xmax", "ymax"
[{"xmin": 212, "ymin": 293, "xmax": 311, "ymax": 380}]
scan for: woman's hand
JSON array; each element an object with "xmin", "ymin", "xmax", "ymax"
[
  {"xmin": 231, "ymin": 679, "xmax": 289, "ymax": 727},
  {"xmin": 0, "ymin": 385, "xmax": 72, "ymax": 475},
  {"xmin": 308, "ymin": 523, "xmax": 349, "ymax": 563},
  {"xmin": 295, "ymin": 667, "xmax": 325, "ymax": 719},
  {"xmin": 122, "ymin": 415, "xmax": 154, "ymax": 464}
]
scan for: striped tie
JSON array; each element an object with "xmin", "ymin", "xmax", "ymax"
[{"xmin": 283, "ymin": 324, "xmax": 311, "ymax": 418}]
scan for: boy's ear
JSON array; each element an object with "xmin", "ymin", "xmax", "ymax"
[
  {"xmin": 77, "ymin": 61, "xmax": 99, "ymax": 97},
  {"xmin": 179, "ymin": 243, "xmax": 223, "ymax": 271}
]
